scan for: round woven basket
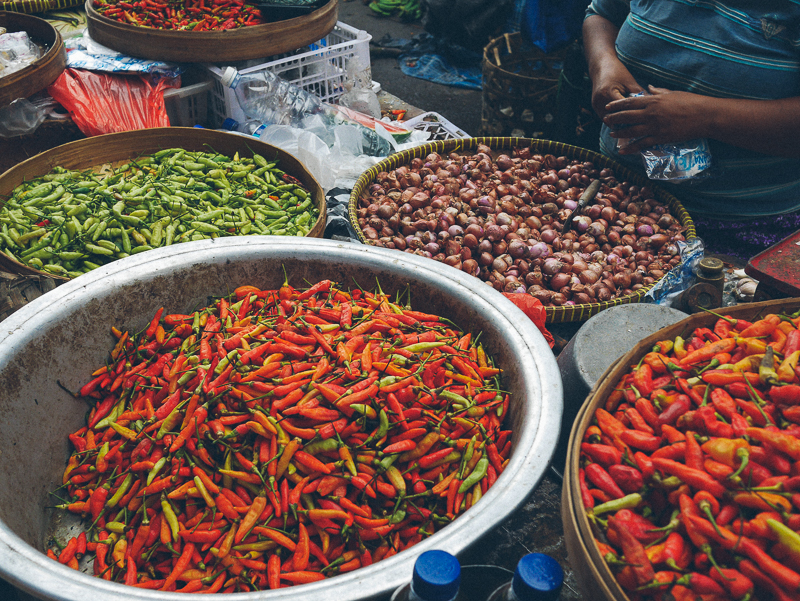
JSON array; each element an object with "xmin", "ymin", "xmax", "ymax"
[
  {"xmin": 348, "ymin": 137, "xmax": 696, "ymax": 324},
  {"xmin": 0, "ymin": 11, "xmax": 66, "ymax": 107},
  {"xmin": 85, "ymin": 0, "xmax": 338, "ymax": 63},
  {"xmin": 481, "ymin": 32, "xmax": 566, "ymax": 138},
  {"xmin": 561, "ymin": 297, "xmax": 800, "ymax": 601},
  {"xmin": 0, "ymin": 127, "xmax": 327, "ymax": 282}
]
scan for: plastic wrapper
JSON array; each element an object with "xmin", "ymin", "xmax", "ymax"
[
  {"xmin": 0, "ymin": 31, "xmax": 42, "ymax": 79},
  {"xmin": 645, "ymin": 237, "xmax": 705, "ymax": 307},
  {"xmin": 640, "ymin": 138, "xmax": 712, "ymax": 182},
  {"xmin": 0, "ymin": 95, "xmax": 57, "ymax": 138},
  {"xmin": 65, "ymin": 30, "xmax": 182, "ymax": 77},
  {"xmin": 47, "ymin": 69, "xmax": 178, "ymax": 136}
]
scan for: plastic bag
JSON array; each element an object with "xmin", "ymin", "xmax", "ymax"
[
  {"xmin": 0, "ymin": 95, "xmax": 57, "ymax": 138},
  {"xmin": 47, "ymin": 69, "xmax": 178, "ymax": 136},
  {"xmin": 337, "ymin": 57, "xmax": 381, "ymax": 119},
  {"xmin": 501, "ymin": 293, "xmax": 555, "ymax": 348},
  {"xmin": 0, "ymin": 31, "xmax": 41, "ymax": 79},
  {"xmin": 256, "ymin": 123, "xmax": 386, "ymax": 192}
]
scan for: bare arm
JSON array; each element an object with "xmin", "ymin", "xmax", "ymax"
[
  {"xmin": 603, "ymin": 86, "xmax": 800, "ymax": 158},
  {"xmin": 582, "ymin": 14, "xmax": 643, "ymax": 118}
]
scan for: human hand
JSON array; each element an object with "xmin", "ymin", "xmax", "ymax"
[
  {"xmin": 603, "ymin": 85, "xmax": 711, "ymax": 154},
  {"xmin": 590, "ymin": 58, "xmax": 643, "ymax": 118}
]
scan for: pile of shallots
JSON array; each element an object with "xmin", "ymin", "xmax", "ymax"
[{"xmin": 355, "ymin": 145, "xmax": 687, "ymax": 307}]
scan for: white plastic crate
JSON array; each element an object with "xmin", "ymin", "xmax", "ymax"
[
  {"xmin": 164, "ymin": 80, "xmax": 213, "ymax": 127},
  {"xmin": 206, "ymin": 21, "xmax": 372, "ymax": 127}
]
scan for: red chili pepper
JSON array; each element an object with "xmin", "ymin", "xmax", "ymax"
[
  {"xmin": 584, "ymin": 462, "xmax": 626, "ymax": 499},
  {"xmin": 619, "ymin": 429, "xmax": 663, "ymax": 453},
  {"xmin": 651, "ymin": 457, "xmax": 728, "ymax": 497},
  {"xmin": 657, "ymin": 395, "xmax": 692, "ymax": 427},
  {"xmin": 611, "ymin": 513, "xmax": 656, "ymax": 586},
  {"xmin": 608, "ymin": 464, "xmax": 644, "ymax": 494},
  {"xmin": 580, "ymin": 443, "xmax": 623, "ymax": 467}
]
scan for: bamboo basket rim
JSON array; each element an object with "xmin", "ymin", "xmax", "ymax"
[
  {"xmin": 347, "ymin": 137, "xmax": 697, "ymax": 324},
  {"xmin": 563, "ymin": 297, "xmax": 800, "ymax": 601},
  {"xmin": 0, "ymin": 127, "xmax": 327, "ymax": 283}
]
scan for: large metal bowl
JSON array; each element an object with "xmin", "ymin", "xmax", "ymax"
[{"xmin": 0, "ymin": 237, "xmax": 562, "ymax": 601}]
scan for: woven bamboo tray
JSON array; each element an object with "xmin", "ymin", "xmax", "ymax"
[
  {"xmin": 561, "ymin": 297, "xmax": 800, "ymax": 601},
  {"xmin": 348, "ymin": 137, "xmax": 696, "ymax": 324},
  {"xmin": 0, "ymin": 127, "xmax": 326, "ymax": 282},
  {"xmin": 0, "ymin": 11, "xmax": 66, "ymax": 107},
  {"xmin": 85, "ymin": 0, "xmax": 338, "ymax": 63}
]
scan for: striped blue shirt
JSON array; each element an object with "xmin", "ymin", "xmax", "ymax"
[{"xmin": 586, "ymin": 0, "xmax": 800, "ymax": 218}]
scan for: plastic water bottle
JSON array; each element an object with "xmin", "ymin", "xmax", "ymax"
[
  {"xmin": 220, "ymin": 66, "xmax": 325, "ymax": 128},
  {"xmin": 391, "ymin": 550, "xmax": 462, "ymax": 601},
  {"xmin": 221, "ymin": 66, "xmax": 394, "ymax": 157},
  {"xmin": 221, "ymin": 117, "xmax": 269, "ymax": 138},
  {"xmin": 485, "ymin": 554, "xmax": 563, "ymax": 601}
]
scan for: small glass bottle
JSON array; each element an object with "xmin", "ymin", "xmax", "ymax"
[
  {"xmin": 391, "ymin": 550, "xmax": 461, "ymax": 601},
  {"xmin": 486, "ymin": 554, "xmax": 563, "ymax": 601}
]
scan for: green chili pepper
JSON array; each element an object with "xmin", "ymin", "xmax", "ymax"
[{"xmin": 458, "ymin": 456, "xmax": 489, "ymax": 494}]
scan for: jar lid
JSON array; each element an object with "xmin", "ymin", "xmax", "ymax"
[
  {"xmin": 512, "ymin": 554, "xmax": 564, "ymax": 601},
  {"xmin": 412, "ymin": 550, "xmax": 461, "ymax": 601}
]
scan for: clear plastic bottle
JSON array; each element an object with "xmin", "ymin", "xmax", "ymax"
[
  {"xmin": 220, "ymin": 66, "xmax": 394, "ymax": 157},
  {"xmin": 220, "ymin": 66, "xmax": 325, "ymax": 128},
  {"xmin": 485, "ymin": 554, "xmax": 563, "ymax": 601},
  {"xmin": 391, "ymin": 550, "xmax": 462, "ymax": 601},
  {"xmin": 221, "ymin": 117, "xmax": 269, "ymax": 138}
]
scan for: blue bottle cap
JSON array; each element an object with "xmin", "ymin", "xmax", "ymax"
[
  {"xmin": 221, "ymin": 118, "xmax": 238, "ymax": 131},
  {"xmin": 512, "ymin": 554, "xmax": 563, "ymax": 601},
  {"xmin": 412, "ymin": 550, "xmax": 461, "ymax": 601}
]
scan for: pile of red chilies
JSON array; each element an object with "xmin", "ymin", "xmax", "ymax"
[
  {"xmin": 581, "ymin": 308, "xmax": 800, "ymax": 601},
  {"xmin": 48, "ymin": 279, "xmax": 511, "ymax": 593},
  {"xmin": 92, "ymin": 0, "xmax": 265, "ymax": 31}
]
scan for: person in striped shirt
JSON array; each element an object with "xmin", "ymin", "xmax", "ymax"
[{"xmin": 583, "ymin": 1, "xmax": 800, "ymax": 261}]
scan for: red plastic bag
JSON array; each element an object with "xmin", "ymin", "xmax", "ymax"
[
  {"xmin": 502, "ymin": 293, "xmax": 555, "ymax": 348},
  {"xmin": 47, "ymin": 69, "xmax": 177, "ymax": 137}
]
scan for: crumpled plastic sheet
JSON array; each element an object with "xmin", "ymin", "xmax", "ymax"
[{"xmin": 645, "ymin": 237, "xmax": 705, "ymax": 307}]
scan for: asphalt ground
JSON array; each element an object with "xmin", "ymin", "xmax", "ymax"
[{"xmin": 337, "ymin": 0, "xmax": 485, "ymax": 136}]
